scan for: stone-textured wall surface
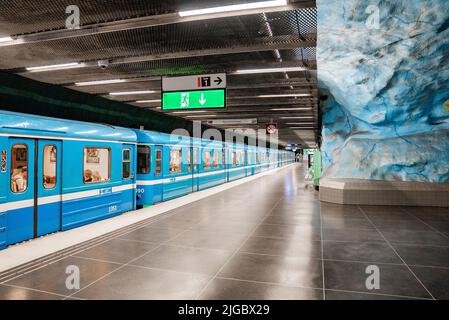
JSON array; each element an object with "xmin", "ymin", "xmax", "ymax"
[{"xmin": 317, "ymin": 0, "xmax": 449, "ymax": 182}]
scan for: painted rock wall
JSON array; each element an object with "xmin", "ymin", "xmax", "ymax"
[{"xmin": 317, "ymin": 0, "xmax": 449, "ymax": 183}]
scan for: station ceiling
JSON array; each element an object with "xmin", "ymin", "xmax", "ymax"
[{"xmin": 0, "ymin": 0, "xmax": 317, "ymax": 148}]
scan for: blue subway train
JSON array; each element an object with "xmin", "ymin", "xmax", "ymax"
[{"xmin": 0, "ymin": 110, "xmax": 294, "ymax": 249}]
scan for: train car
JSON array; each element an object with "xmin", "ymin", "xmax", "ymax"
[
  {"xmin": 135, "ymin": 130, "xmax": 228, "ymax": 207},
  {"xmin": 135, "ymin": 129, "xmax": 295, "ymax": 207},
  {"xmin": 0, "ymin": 111, "xmax": 137, "ymax": 249}
]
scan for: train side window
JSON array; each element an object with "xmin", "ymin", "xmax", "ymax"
[
  {"xmin": 122, "ymin": 149, "xmax": 131, "ymax": 179},
  {"xmin": 193, "ymin": 148, "xmax": 198, "ymax": 171},
  {"xmin": 155, "ymin": 149, "xmax": 162, "ymax": 176},
  {"xmin": 83, "ymin": 147, "xmax": 111, "ymax": 184},
  {"xmin": 43, "ymin": 145, "xmax": 57, "ymax": 189},
  {"xmin": 213, "ymin": 150, "xmax": 219, "ymax": 168},
  {"xmin": 11, "ymin": 144, "xmax": 28, "ymax": 193},
  {"xmin": 137, "ymin": 146, "xmax": 150, "ymax": 174},
  {"xmin": 222, "ymin": 149, "xmax": 226, "ymax": 166},
  {"xmin": 232, "ymin": 151, "xmax": 236, "ymax": 166},
  {"xmin": 187, "ymin": 148, "xmax": 191, "ymax": 171},
  {"xmin": 170, "ymin": 149, "xmax": 182, "ymax": 174},
  {"xmin": 203, "ymin": 150, "xmax": 211, "ymax": 170}
]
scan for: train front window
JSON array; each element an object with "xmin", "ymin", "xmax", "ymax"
[
  {"xmin": 155, "ymin": 149, "xmax": 162, "ymax": 176},
  {"xmin": 122, "ymin": 149, "xmax": 131, "ymax": 179},
  {"xmin": 170, "ymin": 149, "xmax": 182, "ymax": 174},
  {"xmin": 11, "ymin": 144, "xmax": 28, "ymax": 193},
  {"xmin": 43, "ymin": 145, "xmax": 57, "ymax": 189},
  {"xmin": 137, "ymin": 146, "xmax": 150, "ymax": 174},
  {"xmin": 83, "ymin": 147, "xmax": 111, "ymax": 184}
]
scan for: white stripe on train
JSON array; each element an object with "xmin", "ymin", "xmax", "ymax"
[{"xmin": 0, "ymin": 183, "xmax": 136, "ymax": 212}]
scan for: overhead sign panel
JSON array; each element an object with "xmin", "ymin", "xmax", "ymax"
[
  {"xmin": 162, "ymin": 73, "xmax": 226, "ymax": 91},
  {"xmin": 162, "ymin": 89, "xmax": 225, "ymax": 110}
]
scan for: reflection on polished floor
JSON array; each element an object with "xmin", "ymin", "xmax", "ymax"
[{"xmin": 0, "ymin": 164, "xmax": 448, "ymax": 300}]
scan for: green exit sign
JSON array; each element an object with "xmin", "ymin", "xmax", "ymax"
[{"xmin": 162, "ymin": 89, "xmax": 225, "ymax": 110}]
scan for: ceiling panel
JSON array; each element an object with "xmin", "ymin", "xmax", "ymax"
[{"xmin": 0, "ymin": 1, "xmax": 318, "ymax": 146}]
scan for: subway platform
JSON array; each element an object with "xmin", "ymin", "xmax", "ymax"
[{"xmin": 0, "ymin": 164, "xmax": 448, "ymax": 300}]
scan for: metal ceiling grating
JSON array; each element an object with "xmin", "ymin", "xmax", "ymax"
[
  {"xmin": 0, "ymin": 0, "xmax": 257, "ymax": 36},
  {"xmin": 0, "ymin": 0, "xmax": 318, "ymax": 146}
]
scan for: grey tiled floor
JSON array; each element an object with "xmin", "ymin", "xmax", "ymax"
[{"xmin": 1, "ymin": 164, "xmax": 449, "ymax": 300}]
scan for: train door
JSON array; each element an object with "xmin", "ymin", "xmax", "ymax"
[
  {"xmin": 36, "ymin": 140, "xmax": 62, "ymax": 237},
  {"xmin": 122, "ymin": 144, "xmax": 136, "ymax": 210},
  {"xmin": 153, "ymin": 145, "xmax": 163, "ymax": 203},
  {"xmin": 7, "ymin": 138, "xmax": 35, "ymax": 244}
]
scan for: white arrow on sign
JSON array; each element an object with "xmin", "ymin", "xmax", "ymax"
[{"xmin": 199, "ymin": 93, "xmax": 206, "ymax": 105}]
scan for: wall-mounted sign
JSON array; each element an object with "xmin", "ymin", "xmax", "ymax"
[
  {"xmin": 206, "ymin": 118, "xmax": 257, "ymax": 125},
  {"xmin": 162, "ymin": 89, "xmax": 225, "ymax": 110},
  {"xmin": 266, "ymin": 123, "xmax": 277, "ymax": 135},
  {"xmin": 1, "ymin": 150, "xmax": 7, "ymax": 173},
  {"xmin": 162, "ymin": 73, "xmax": 226, "ymax": 92}
]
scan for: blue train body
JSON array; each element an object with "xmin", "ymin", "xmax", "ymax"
[{"xmin": 0, "ymin": 110, "xmax": 294, "ymax": 250}]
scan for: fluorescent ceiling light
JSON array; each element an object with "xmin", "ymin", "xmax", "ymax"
[
  {"xmin": 0, "ymin": 36, "xmax": 13, "ymax": 43},
  {"xmin": 233, "ymin": 66, "xmax": 307, "ymax": 74},
  {"xmin": 257, "ymin": 93, "xmax": 311, "ymax": 98},
  {"xmin": 136, "ymin": 99, "xmax": 161, "ymax": 103},
  {"xmin": 279, "ymin": 116, "xmax": 314, "ymax": 119},
  {"xmin": 26, "ymin": 62, "xmax": 83, "ymax": 72},
  {"xmin": 185, "ymin": 115, "xmax": 217, "ymax": 118},
  {"xmin": 110, "ymin": 90, "xmax": 156, "ymax": 96},
  {"xmin": 271, "ymin": 107, "xmax": 312, "ymax": 111},
  {"xmin": 75, "ymin": 79, "xmax": 127, "ymax": 86},
  {"xmin": 171, "ymin": 110, "xmax": 206, "ymax": 114},
  {"xmin": 285, "ymin": 122, "xmax": 314, "ymax": 125},
  {"xmin": 289, "ymin": 127, "xmax": 315, "ymax": 129},
  {"xmin": 179, "ymin": 0, "xmax": 287, "ymax": 17}
]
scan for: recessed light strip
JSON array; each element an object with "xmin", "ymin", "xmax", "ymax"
[
  {"xmin": 185, "ymin": 115, "xmax": 217, "ymax": 118},
  {"xmin": 233, "ymin": 66, "xmax": 307, "ymax": 74},
  {"xmin": 271, "ymin": 107, "xmax": 312, "ymax": 111},
  {"xmin": 279, "ymin": 116, "xmax": 314, "ymax": 119},
  {"xmin": 289, "ymin": 127, "xmax": 315, "ymax": 129},
  {"xmin": 0, "ymin": 36, "xmax": 13, "ymax": 43},
  {"xmin": 75, "ymin": 79, "xmax": 127, "ymax": 86},
  {"xmin": 179, "ymin": 0, "xmax": 287, "ymax": 17},
  {"xmin": 135, "ymin": 99, "xmax": 161, "ymax": 103},
  {"xmin": 26, "ymin": 62, "xmax": 84, "ymax": 72},
  {"xmin": 109, "ymin": 90, "xmax": 156, "ymax": 96},
  {"xmin": 258, "ymin": 93, "xmax": 311, "ymax": 98}
]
